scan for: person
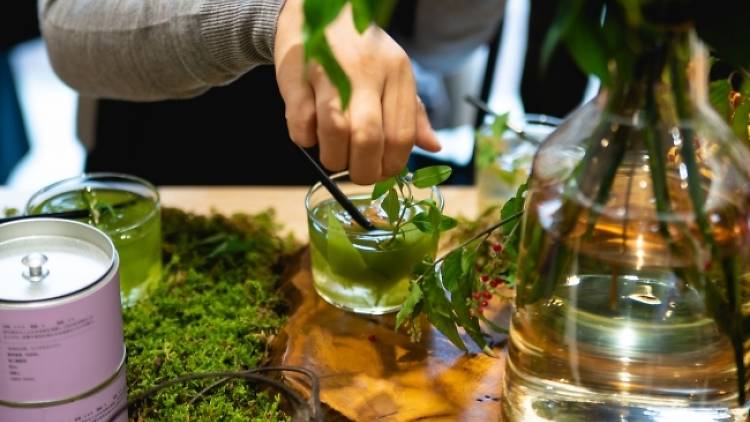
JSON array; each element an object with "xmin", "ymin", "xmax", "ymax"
[{"xmin": 37, "ymin": 0, "xmax": 446, "ymax": 185}]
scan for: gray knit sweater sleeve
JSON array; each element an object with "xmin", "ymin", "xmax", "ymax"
[{"xmin": 38, "ymin": 0, "xmax": 285, "ymax": 101}]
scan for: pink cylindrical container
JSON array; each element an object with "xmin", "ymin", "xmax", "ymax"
[
  {"xmin": 0, "ymin": 362, "xmax": 127, "ymax": 422},
  {"xmin": 0, "ymin": 218, "xmax": 127, "ymax": 421}
]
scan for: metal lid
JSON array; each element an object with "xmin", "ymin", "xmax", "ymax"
[{"xmin": 0, "ymin": 219, "xmax": 115, "ymax": 302}]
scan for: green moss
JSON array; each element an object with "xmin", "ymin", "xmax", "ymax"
[{"xmin": 123, "ymin": 207, "xmax": 298, "ymax": 421}]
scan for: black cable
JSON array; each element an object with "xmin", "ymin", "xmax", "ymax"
[{"xmin": 107, "ymin": 366, "xmax": 322, "ymax": 422}]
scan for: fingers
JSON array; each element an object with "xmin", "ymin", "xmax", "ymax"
[
  {"xmin": 284, "ymin": 83, "xmax": 317, "ymax": 148},
  {"xmin": 348, "ymin": 88, "xmax": 384, "ymax": 184},
  {"xmin": 382, "ymin": 57, "xmax": 416, "ymax": 177},
  {"xmin": 311, "ymin": 66, "xmax": 350, "ymax": 172},
  {"xmin": 275, "ymin": 41, "xmax": 317, "ymax": 148}
]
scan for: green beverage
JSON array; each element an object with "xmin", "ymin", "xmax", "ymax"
[
  {"xmin": 475, "ymin": 115, "xmax": 558, "ymax": 211},
  {"xmin": 305, "ymin": 171, "xmax": 445, "ymax": 315},
  {"xmin": 26, "ymin": 174, "xmax": 161, "ymax": 305},
  {"xmin": 308, "ymin": 196, "xmax": 438, "ymax": 314}
]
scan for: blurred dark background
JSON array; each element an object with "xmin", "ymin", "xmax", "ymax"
[{"xmin": 2, "ymin": 0, "xmax": 588, "ymax": 188}]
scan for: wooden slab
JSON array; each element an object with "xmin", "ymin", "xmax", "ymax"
[{"xmin": 273, "ymin": 250, "xmax": 510, "ymax": 422}]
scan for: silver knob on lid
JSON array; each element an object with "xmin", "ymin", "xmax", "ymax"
[{"xmin": 22, "ymin": 253, "xmax": 49, "ymax": 282}]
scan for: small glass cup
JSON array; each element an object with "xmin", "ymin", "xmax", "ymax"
[
  {"xmin": 305, "ymin": 171, "xmax": 443, "ymax": 315},
  {"xmin": 475, "ymin": 114, "xmax": 561, "ymax": 211},
  {"xmin": 26, "ymin": 173, "xmax": 161, "ymax": 305}
]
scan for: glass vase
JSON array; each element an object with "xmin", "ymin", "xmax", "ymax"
[{"xmin": 502, "ymin": 30, "xmax": 750, "ymax": 421}]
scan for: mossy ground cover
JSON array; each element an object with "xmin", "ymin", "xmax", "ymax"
[{"xmin": 123, "ymin": 208, "xmax": 298, "ymax": 421}]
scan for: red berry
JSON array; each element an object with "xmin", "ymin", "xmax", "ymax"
[
  {"xmin": 483, "ymin": 291, "xmax": 492, "ymax": 300},
  {"xmin": 491, "ymin": 243, "xmax": 503, "ymax": 252},
  {"xmin": 481, "ymin": 300, "xmax": 489, "ymax": 308},
  {"xmin": 490, "ymin": 278, "xmax": 500, "ymax": 287},
  {"xmin": 480, "ymin": 275, "xmax": 489, "ymax": 283},
  {"xmin": 368, "ymin": 334, "xmax": 377, "ymax": 343},
  {"xmin": 473, "ymin": 292, "xmax": 482, "ymax": 300}
]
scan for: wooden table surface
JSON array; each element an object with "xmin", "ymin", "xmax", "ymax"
[
  {"xmin": 1, "ymin": 185, "xmax": 505, "ymax": 421},
  {"xmin": 0, "ymin": 186, "xmax": 479, "ymax": 240}
]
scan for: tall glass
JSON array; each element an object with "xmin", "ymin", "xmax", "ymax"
[
  {"xmin": 305, "ymin": 172, "xmax": 442, "ymax": 315},
  {"xmin": 474, "ymin": 114, "xmax": 560, "ymax": 211},
  {"xmin": 26, "ymin": 173, "xmax": 161, "ymax": 305}
]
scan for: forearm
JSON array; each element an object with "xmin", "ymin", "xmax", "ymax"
[{"xmin": 39, "ymin": 0, "xmax": 284, "ymax": 101}]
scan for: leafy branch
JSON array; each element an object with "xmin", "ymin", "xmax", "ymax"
[
  {"xmin": 302, "ymin": 0, "xmax": 397, "ymax": 108},
  {"xmin": 395, "ymin": 183, "xmax": 527, "ymax": 353},
  {"xmin": 542, "ymin": 1, "xmax": 750, "ymax": 87},
  {"xmin": 475, "ymin": 112, "xmax": 510, "ymax": 171},
  {"xmin": 370, "ymin": 165, "xmax": 457, "ymax": 241},
  {"xmin": 709, "ymin": 69, "xmax": 750, "ymax": 147}
]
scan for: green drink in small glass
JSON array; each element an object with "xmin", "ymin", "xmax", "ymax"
[
  {"xmin": 26, "ymin": 173, "xmax": 161, "ymax": 305},
  {"xmin": 306, "ymin": 172, "xmax": 442, "ymax": 315},
  {"xmin": 475, "ymin": 114, "xmax": 560, "ymax": 211}
]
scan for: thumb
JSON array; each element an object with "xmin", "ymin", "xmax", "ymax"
[{"xmin": 414, "ymin": 98, "xmax": 441, "ymax": 152}]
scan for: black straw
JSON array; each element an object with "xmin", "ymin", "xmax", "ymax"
[
  {"xmin": 463, "ymin": 95, "xmax": 541, "ymax": 145},
  {"xmin": 295, "ymin": 144, "xmax": 376, "ymax": 231}
]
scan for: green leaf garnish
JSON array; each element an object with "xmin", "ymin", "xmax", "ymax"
[
  {"xmin": 372, "ymin": 177, "xmax": 396, "ymax": 200},
  {"xmin": 326, "ymin": 210, "xmax": 367, "ymax": 277},
  {"xmin": 411, "ymin": 212, "xmax": 432, "ymax": 233},
  {"xmin": 412, "ymin": 165, "xmax": 452, "ymax": 188},
  {"xmin": 382, "ymin": 187, "xmax": 400, "ymax": 224},
  {"xmin": 438, "ymin": 215, "xmax": 458, "ymax": 232}
]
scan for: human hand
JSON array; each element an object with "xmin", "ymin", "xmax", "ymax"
[{"xmin": 274, "ymin": 0, "xmax": 441, "ymax": 185}]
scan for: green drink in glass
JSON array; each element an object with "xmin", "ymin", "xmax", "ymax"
[
  {"xmin": 306, "ymin": 172, "xmax": 442, "ymax": 315},
  {"xmin": 26, "ymin": 173, "xmax": 161, "ymax": 305},
  {"xmin": 475, "ymin": 114, "xmax": 559, "ymax": 211}
]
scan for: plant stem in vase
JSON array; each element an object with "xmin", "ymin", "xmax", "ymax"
[{"xmin": 504, "ymin": 27, "xmax": 750, "ymax": 421}]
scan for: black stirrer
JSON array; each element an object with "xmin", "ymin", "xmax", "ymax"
[{"xmin": 295, "ymin": 144, "xmax": 377, "ymax": 231}]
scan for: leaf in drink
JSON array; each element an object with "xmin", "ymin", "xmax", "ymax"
[
  {"xmin": 326, "ymin": 210, "xmax": 367, "ymax": 278},
  {"xmin": 382, "ymin": 187, "xmax": 400, "ymax": 224}
]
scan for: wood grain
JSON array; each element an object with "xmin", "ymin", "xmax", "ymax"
[
  {"xmin": 2, "ymin": 185, "xmax": 506, "ymax": 421},
  {"xmin": 273, "ymin": 251, "xmax": 510, "ymax": 422}
]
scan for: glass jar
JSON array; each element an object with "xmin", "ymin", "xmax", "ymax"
[
  {"xmin": 26, "ymin": 173, "xmax": 161, "ymax": 305},
  {"xmin": 503, "ymin": 31, "xmax": 750, "ymax": 420},
  {"xmin": 305, "ymin": 171, "xmax": 442, "ymax": 315},
  {"xmin": 475, "ymin": 114, "xmax": 560, "ymax": 212}
]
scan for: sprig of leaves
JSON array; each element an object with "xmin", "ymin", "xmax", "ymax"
[
  {"xmin": 302, "ymin": 0, "xmax": 397, "ymax": 108},
  {"xmin": 475, "ymin": 112, "xmax": 510, "ymax": 171},
  {"xmin": 542, "ymin": 1, "xmax": 750, "ymax": 86},
  {"xmin": 396, "ymin": 183, "xmax": 527, "ymax": 353},
  {"xmin": 709, "ymin": 69, "xmax": 750, "ymax": 146},
  {"xmin": 371, "ymin": 166, "xmax": 457, "ymax": 241},
  {"xmin": 80, "ymin": 189, "xmax": 119, "ymax": 226}
]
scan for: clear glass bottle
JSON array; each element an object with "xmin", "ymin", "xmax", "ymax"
[{"xmin": 503, "ymin": 30, "xmax": 750, "ymax": 421}]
